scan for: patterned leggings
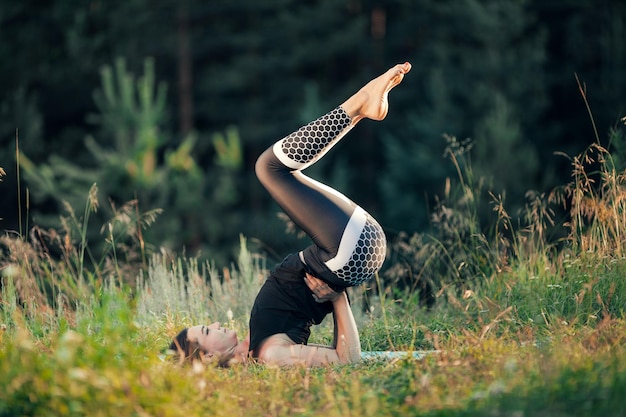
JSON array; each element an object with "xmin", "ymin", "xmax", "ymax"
[{"xmin": 255, "ymin": 107, "xmax": 386, "ymax": 288}]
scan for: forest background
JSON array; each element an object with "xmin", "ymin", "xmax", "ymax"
[{"xmin": 1, "ymin": 0, "xmax": 625, "ymax": 271}]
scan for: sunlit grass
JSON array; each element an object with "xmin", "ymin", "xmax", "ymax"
[
  {"xmin": 2, "ymin": 131, "xmax": 626, "ymax": 415},
  {"xmin": 1, "ymin": 279, "xmax": 624, "ymax": 416}
]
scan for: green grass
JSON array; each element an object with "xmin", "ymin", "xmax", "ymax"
[
  {"xmin": 1, "ymin": 137, "xmax": 626, "ymax": 416},
  {"xmin": 1, "ymin": 273, "xmax": 624, "ymax": 416}
]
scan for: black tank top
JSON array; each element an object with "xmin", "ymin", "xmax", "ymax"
[{"xmin": 248, "ymin": 253, "xmax": 334, "ymax": 355}]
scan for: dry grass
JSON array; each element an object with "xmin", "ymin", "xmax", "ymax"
[{"xmin": 2, "ymin": 125, "xmax": 626, "ymax": 415}]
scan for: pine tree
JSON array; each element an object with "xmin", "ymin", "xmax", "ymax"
[
  {"xmin": 189, "ymin": 0, "xmax": 370, "ymax": 257},
  {"xmin": 377, "ymin": 0, "xmax": 547, "ymax": 233}
]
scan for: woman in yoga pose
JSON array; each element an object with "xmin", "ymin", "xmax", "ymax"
[{"xmin": 170, "ymin": 62, "xmax": 412, "ymax": 367}]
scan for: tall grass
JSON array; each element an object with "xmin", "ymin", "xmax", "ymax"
[
  {"xmin": 134, "ymin": 235, "xmax": 267, "ymax": 339},
  {"xmin": 2, "ymin": 118, "xmax": 626, "ymax": 415},
  {"xmin": 384, "ymin": 124, "xmax": 626, "ymax": 336}
]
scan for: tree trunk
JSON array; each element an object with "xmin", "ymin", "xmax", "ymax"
[{"xmin": 177, "ymin": 1, "xmax": 193, "ymax": 135}]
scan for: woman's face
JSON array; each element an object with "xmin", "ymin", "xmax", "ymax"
[{"xmin": 186, "ymin": 322, "xmax": 238, "ymax": 356}]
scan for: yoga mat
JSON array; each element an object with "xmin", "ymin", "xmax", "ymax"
[{"xmin": 360, "ymin": 350, "xmax": 439, "ymax": 360}]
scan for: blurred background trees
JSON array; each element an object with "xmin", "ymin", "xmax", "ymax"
[{"xmin": 1, "ymin": 0, "xmax": 625, "ymax": 268}]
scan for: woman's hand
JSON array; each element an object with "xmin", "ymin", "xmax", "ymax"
[{"xmin": 304, "ymin": 273, "xmax": 343, "ymax": 303}]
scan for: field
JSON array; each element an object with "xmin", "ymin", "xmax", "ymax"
[{"xmin": 1, "ymin": 142, "xmax": 626, "ymax": 416}]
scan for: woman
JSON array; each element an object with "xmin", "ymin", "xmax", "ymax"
[{"xmin": 170, "ymin": 62, "xmax": 412, "ymax": 366}]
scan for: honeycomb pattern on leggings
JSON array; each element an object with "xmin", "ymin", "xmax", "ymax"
[
  {"xmin": 334, "ymin": 214, "xmax": 387, "ymax": 286},
  {"xmin": 281, "ymin": 107, "xmax": 351, "ymax": 164}
]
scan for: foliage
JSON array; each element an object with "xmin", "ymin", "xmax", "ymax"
[
  {"xmin": 2, "ymin": 0, "xmax": 625, "ymax": 264},
  {"xmin": 0, "ymin": 285, "xmax": 205, "ymax": 417},
  {"xmin": 3, "ymin": 120, "xmax": 626, "ymax": 414},
  {"xmin": 384, "ymin": 119, "xmax": 626, "ymax": 312},
  {"xmin": 2, "ymin": 2, "xmax": 626, "ymax": 414},
  {"xmin": 17, "ymin": 57, "xmax": 245, "ymax": 264},
  {"xmin": 135, "ymin": 235, "xmax": 266, "ymax": 327},
  {"xmin": 1, "ymin": 227, "xmax": 625, "ymax": 416},
  {"xmin": 380, "ymin": 0, "xmax": 548, "ymax": 232}
]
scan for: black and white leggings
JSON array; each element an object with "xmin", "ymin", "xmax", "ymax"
[{"xmin": 255, "ymin": 107, "xmax": 386, "ymax": 289}]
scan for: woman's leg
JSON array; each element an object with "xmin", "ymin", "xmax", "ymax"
[{"xmin": 255, "ymin": 62, "xmax": 411, "ymax": 287}]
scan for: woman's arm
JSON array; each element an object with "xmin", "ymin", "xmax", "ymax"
[
  {"xmin": 328, "ymin": 291, "xmax": 362, "ymax": 363},
  {"xmin": 305, "ymin": 274, "xmax": 361, "ymax": 362}
]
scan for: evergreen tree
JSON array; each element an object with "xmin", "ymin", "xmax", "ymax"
[
  {"xmin": 189, "ymin": 0, "xmax": 370, "ymax": 258},
  {"xmin": 3, "ymin": 0, "xmax": 625, "ymax": 266},
  {"xmin": 377, "ymin": 0, "xmax": 547, "ymax": 233},
  {"xmin": 0, "ymin": 0, "xmax": 177, "ymax": 232},
  {"xmin": 530, "ymin": 0, "xmax": 626, "ymax": 168}
]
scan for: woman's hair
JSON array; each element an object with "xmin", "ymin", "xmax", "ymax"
[
  {"xmin": 169, "ymin": 328, "xmax": 200, "ymax": 360},
  {"xmin": 168, "ymin": 328, "xmax": 233, "ymax": 367}
]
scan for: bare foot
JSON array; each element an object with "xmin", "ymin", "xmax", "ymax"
[{"xmin": 342, "ymin": 62, "xmax": 412, "ymax": 124}]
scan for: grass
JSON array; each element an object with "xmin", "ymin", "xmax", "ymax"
[{"xmin": 1, "ymin": 129, "xmax": 626, "ymax": 416}]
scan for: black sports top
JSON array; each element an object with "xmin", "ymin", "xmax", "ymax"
[{"xmin": 248, "ymin": 253, "xmax": 333, "ymax": 355}]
